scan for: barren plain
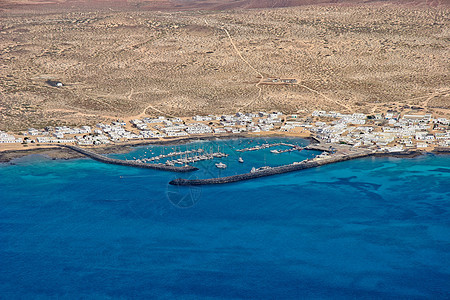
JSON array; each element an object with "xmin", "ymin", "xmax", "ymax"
[{"xmin": 1, "ymin": 3, "xmax": 449, "ymax": 131}]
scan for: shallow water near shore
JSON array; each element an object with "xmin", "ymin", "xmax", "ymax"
[{"xmin": 0, "ymin": 137, "xmax": 449, "ymax": 299}]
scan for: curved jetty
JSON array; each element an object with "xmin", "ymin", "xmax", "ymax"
[
  {"xmin": 61, "ymin": 145, "xmax": 198, "ymax": 172},
  {"xmin": 170, "ymin": 149, "xmax": 374, "ymax": 185}
]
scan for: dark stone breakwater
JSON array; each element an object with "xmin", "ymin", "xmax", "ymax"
[
  {"xmin": 169, "ymin": 150, "xmax": 374, "ymax": 186},
  {"xmin": 55, "ymin": 142, "xmax": 446, "ymax": 184},
  {"xmin": 61, "ymin": 145, "xmax": 198, "ymax": 172}
]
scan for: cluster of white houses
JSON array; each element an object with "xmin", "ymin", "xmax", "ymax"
[
  {"xmin": 12, "ymin": 112, "xmax": 285, "ymax": 145},
  {"xmin": 302, "ymin": 111, "xmax": 450, "ymax": 151},
  {"xmin": 0, "ymin": 130, "xmax": 23, "ymax": 144},
  {"xmin": 1, "ymin": 110, "xmax": 448, "ymax": 151},
  {"xmin": 129, "ymin": 112, "xmax": 284, "ymax": 137}
]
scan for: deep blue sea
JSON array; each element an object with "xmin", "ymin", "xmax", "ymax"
[{"xmin": 1, "ymin": 137, "xmax": 449, "ymax": 299}]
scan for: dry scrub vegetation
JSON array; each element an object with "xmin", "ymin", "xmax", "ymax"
[{"xmin": 0, "ymin": 5, "xmax": 449, "ymax": 131}]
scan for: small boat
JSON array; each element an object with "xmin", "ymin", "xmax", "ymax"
[
  {"xmin": 257, "ymin": 166, "xmax": 271, "ymax": 171},
  {"xmin": 215, "ymin": 162, "xmax": 227, "ymax": 169},
  {"xmin": 238, "ymin": 157, "xmax": 244, "ymax": 163},
  {"xmin": 270, "ymin": 149, "xmax": 280, "ymax": 154},
  {"xmin": 251, "ymin": 166, "xmax": 271, "ymax": 173}
]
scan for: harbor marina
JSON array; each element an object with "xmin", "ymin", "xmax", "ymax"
[{"xmin": 108, "ymin": 137, "xmax": 315, "ymax": 179}]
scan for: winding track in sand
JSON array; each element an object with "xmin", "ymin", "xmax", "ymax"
[{"xmin": 221, "ymin": 25, "xmax": 353, "ymax": 112}]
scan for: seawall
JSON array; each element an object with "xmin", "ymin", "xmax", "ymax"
[
  {"xmin": 61, "ymin": 145, "xmax": 198, "ymax": 173},
  {"xmin": 170, "ymin": 151, "xmax": 373, "ymax": 186}
]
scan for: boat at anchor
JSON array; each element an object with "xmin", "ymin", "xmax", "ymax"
[{"xmin": 215, "ymin": 162, "xmax": 227, "ymax": 169}]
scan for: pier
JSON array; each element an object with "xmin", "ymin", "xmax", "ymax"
[
  {"xmin": 271, "ymin": 145, "xmax": 303, "ymax": 154},
  {"xmin": 237, "ymin": 142, "xmax": 297, "ymax": 152},
  {"xmin": 164, "ymin": 151, "xmax": 228, "ymax": 165},
  {"xmin": 169, "ymin": 148, "xmax": 375, "ymax": 185},
  {"xmin": 143, "ymin": 149, "xmax": 204, "ymax": 162},
  {"xmin": 305, "ymin": 143, "xmax": 335, "ymax": 152},
  {"xmin": 61, "ymin": 145, "xmax": 198, "ymax": 172}
]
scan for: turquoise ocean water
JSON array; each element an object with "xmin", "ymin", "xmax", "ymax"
[{"xmin": 0, "ymin": 137, "xmax": 449, "ymax": 299}]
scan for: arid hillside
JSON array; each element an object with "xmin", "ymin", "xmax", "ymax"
[
  {"xmin": 1, "ymin": 0, "xmax": 448, "ymax": 11},
  {"xmin": 0, "ymin": 4, "xmax": 449, "ymax": 131}
]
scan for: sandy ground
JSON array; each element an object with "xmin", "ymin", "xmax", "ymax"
[{"xmin": 1, "ymin": 4, "xmax": 448, "ymax": 132}]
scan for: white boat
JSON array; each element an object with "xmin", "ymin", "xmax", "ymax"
[
  {"xmin": 238, "ymin": 157, "xmax": 244, "ymax": 163},
  {"xmin": 270, "ymin": 150, "xmax": 280, "ymax": 154},
  {"xmin": 215, "ymin": 162, "xmax": 227, "ymax": 169},
  {"xmin": 257, "ymin": 166, "xmax": 271, "ymax": 171},
  {"xmin": 250, "ymin": 166, "xmax": 271, "ymax": 173}
]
